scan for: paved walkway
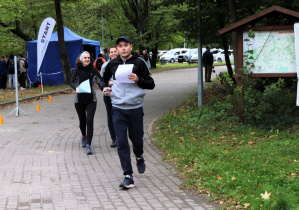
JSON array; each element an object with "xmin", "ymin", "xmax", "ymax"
[{"xmin": 0, "ymin": 67, "xmax": 223, "ymax": 210}]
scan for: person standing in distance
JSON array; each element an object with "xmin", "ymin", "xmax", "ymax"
[
  {"xmin": 100, "ymin": 36, "xmax": 155, "ymax": 189},
  {"xmin": 202, "ymin": 45, "xmax": 214, "ymax": 82},
  {"xmin": 70, "ymin": 51, "xmax": 101, "ymax": 155},
  {"xmin": 100, "ymin": 46, "xmax": 119, "ymax": 148}
]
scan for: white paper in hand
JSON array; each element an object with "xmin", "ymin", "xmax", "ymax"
[
  {"xmin": 78, "ymin": 79, "xmax": 91, "ymax": 93},
  {"xmin": 115, "ymin": 64, "xmax": 134, "ymax": 83}
]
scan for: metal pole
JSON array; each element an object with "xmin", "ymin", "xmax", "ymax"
[
  {"xmin": 102, "ymin": 15, "xmax": 104, "ymax": 52},
  {"xmin": 8, "ymin": 56, "xmax": 28, "ymax": 116},
  {"xmin": 197, "ymin": 0, "xmax": 203, "ymax": 107},
  {"xmin": 14, "ymin": 56, "xmax": 19, "ymax": 116},
  {"xmin": 41, "ymin": 72, "xmax": 43, "ymax": 93}
]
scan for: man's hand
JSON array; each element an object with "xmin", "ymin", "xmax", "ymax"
[
  {"xmin": 103, "ymin": 87, "xmax": 112, "ymax": 96},
  {"xmin": 128, "ymin": 73, "xmax": 139, "ymax": 83}
]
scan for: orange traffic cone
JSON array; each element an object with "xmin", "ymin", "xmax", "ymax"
[
  {"xmin": 49, "ymin": 96, "xmax": 52, "ymax": 103},
  {"xmin": 36, "ymin": 103, "xmax": 41, "ymax": 111},
  {"xmin": 0, "ymin": 114, "xmax": 4, "ymax": 125}
]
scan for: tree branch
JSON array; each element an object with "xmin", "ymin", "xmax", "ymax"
[{"xmin": 0, "ymin": 20, "xmax": 32, "ymax": 41}]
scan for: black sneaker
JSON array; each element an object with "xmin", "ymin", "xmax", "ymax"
[
  {"xmin": 81, "ymin": 136, "xmax": 87, "ymax": 148},
  {"xmin": 119, "ymin": 175, "xmax": 134, "ymax": 189},
  {"xmin": 136, "ymin": 155, "xmax": 146, "ymax": 174},
  {"xmin": 110, "ymin": 141, "xmax": 117, "ymax": 148}
]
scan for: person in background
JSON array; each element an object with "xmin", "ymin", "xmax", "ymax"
[
  {"xmin": 0, "ymin": 55, "xmax": 8, "ymax": 90},
  {"xmin": 103, "ymin": 48, "xmax": 109, "ymax": 61},
  {"xmin": 93, "ymin": 53, "xmax": 106, "ymax": 73},
  {"xmin": 202, "ymin": 45, "xmax": 214, "ymax": 82},
  {"xmin": 100, "ymin": 36, "xmax": 155, "ymax": 189},
  {"xmin": 100, "ymin": 46, "xmax": 118, "ymax": 148},
  {"xmin": 18, "ymin": 53, "xmax": 27, "ymax": 90},
  {"xmin": 6, "ymin": 54, "xmax": 16, "ymax": 91},
  {"xmin": 70, "ymin": 51, "xmax": 101, "ymax": 155},
  {"xmin": 142, "ymin": 49, "xmax": 151, "ymax": 68},
  {"xmin": 135, "ymin": 50, "xmax": 140, "ymax": 56},
  {"xmin": 90, "ymin": 52, "xmax": 95, "ymax": 64}
]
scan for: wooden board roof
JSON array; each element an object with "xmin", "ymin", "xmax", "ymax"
[{"xmin": 218, "ymin": 5, "xmax": 299, "ymax": 35}]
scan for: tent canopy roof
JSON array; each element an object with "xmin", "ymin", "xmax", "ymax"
[{"xmin": 27, "ymin": 26, "xmax": 100, "ymax": 46}]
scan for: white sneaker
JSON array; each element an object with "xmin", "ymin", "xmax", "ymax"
[{"xmin": 19, "ymin": 87, "xmax": 26, "ymax": 90}]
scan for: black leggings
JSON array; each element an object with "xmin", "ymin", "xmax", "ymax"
[{"xmin": 75, "ymin": 101, "xmax": 97, "ymax": 145}]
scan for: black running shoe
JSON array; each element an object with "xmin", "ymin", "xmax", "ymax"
[
  {"xmin": 119, "ymin": 175, "xmax": 135, "ymax": 189},
  {"xmin": 81, "ymin": 136, "xmax": 87, "ymax": 148},
  {"xmin": 136, "ymin": 155, "xmax": 146, "ymax": 174},
  {"xmin": 110, "ymin": 141, "xmax": 117, "ymax": 148}
]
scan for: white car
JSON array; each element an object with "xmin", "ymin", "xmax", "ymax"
[
  {"xmin": 189, "ymin": 48, "xmax": 208, "ymax": 63},
  {"xmin": 158, "ymin": 50, "xmax": 168, "ymax": 57},
  {"xmin": 160, "ymin": 48, "xmax": 188, "ymax": 63},
  {"xmin": 178, "ymin": 48, "xmax": 198, "ymax": 63},
  {"xmin": 214, "ymin": 50, "xmax": 234, "ymax": 63}
]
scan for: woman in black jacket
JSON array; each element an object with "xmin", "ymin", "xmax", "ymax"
[{"xmin": 70, "ymin": 51, "xmax": 101, "ymax": 155}]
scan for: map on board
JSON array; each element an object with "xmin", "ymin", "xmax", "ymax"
[{"xmin": 243, "ymin": 30, "xmax": 296, "ymax": 74}]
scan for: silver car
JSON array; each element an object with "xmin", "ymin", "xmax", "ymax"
[{"xmin": 160, "ymin": 48, "xmax": 188, "ymax": 63}]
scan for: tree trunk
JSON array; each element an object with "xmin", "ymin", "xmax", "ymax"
[
  {"xmin": 221, "ymin": 36, "xmax": 235, "ymax": 84},
  {"xmin": 151, "ymin": 43, "xmax": 158, "ymax": 69},
  {"xmin": 228, "ymin": 0, "xmax": 238, "ymax": 72},
  {"xmin": 54, "ymin": 0, "xmax": 72, "ymax": 85}
]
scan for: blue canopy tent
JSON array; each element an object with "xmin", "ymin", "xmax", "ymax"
[{"xmin": 26, "ymin": 26, "xmax": 100, "ymax": 85}]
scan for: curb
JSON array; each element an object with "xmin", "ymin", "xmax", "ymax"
[{"xmin": 0, "ymin": 88, "xmax": 73, "ymax": 108}]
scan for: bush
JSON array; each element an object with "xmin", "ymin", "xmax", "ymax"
[{"xmin": 242, "ymin": 76, "xmax": 298, "ymax": 129}]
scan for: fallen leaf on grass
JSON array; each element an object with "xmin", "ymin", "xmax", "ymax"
[
  {"xmin": 291, "ymin": 173, "xmax": 296, "ymax": 176},
  {"xmin": 244, "ymin": 203, "xmax": 250, "ymax": 208},
  {"xmin": 216, "ymin": 176, "xmax": 222, "ymax": 180},
  {"xmin": 260, "ymin": 190, "xmax": 271, "ymax": 199}
]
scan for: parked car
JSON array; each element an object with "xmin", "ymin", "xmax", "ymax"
[
  {"xmin": 190, "ymin": 52, "xmax": 199, "ymax": 63},
  {"xmin": 178, "ymin": 48, "xmax": 198, "ymax": 63},
  {"xmin": 214, "ymin": 50, "xmax": 234, "ymax": 63},
  {"xmin": 189, "ymin": 48, "xmax": 209, "ymax": 63},
  {"xmin": 160, "ymin": 48, "xmax": 188, "ymax": 63},
  {"xmin": 158, "ymin": 50, "xmax": 168, "ymax": 57}
]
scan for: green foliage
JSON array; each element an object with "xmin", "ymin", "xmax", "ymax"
[
  {"xmin": 240, "ymin": 30, "xmax": 299, "ymax": 129},
  {"xmin": 242, "ymin": 76, "xmax": 298, "ymax": 129},
  {"xmin": 153, "ymin": 91, "xmax": 299, "ymax": 209}
]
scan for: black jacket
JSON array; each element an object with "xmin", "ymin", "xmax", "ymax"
[
  {"xmin": 70, "ymin": 63, "xmax": 101, "ymax": 103},
  {"xmin": 100, "ymin": 52, "xmax": 155, "ymax": 90},
  {"xmin": 100, "ymin": 52, "xmax": 155, "ymax": 109}
]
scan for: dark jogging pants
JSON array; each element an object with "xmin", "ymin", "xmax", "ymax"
[
  {"xmin": 112, "ymin": 106, "xmax": 144, "ymax": 176},
  {"xmin": 103, "ymin": 96, "xmax": 116, "ymax": 142},
  {"xmin": 75, "ymin": 101, "xmax": 97, "ymax": 145}
]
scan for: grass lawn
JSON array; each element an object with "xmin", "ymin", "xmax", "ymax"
[
  {"xmin": 153, "ymin": 90, "xmax": 298, "ymax": 209},
  {"xmin": 0, "ymin": 84, "xmax": 71, "ymax": 104}
]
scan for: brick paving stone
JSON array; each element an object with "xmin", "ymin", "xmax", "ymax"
[{"xmin": 0, "ymin": 68, "xmax": 223, "ymax": 209}]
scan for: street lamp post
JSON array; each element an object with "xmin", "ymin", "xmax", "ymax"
[{"xmin": 102, "ymin": 15, "xmax": 104, "ymax": 52}]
